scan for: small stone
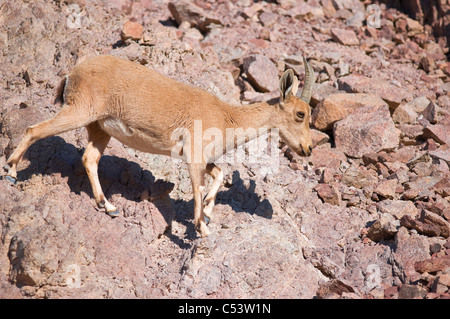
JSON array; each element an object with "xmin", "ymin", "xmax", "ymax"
[
  {"xmin": 384, "ymin": 286, "xmax": 399, "ymax": 299},
  {"xmin": 419, "ymin": 101, "xmax": 438, "ymax": 124},
  {"xmin": 420, "ymin": 54, "xmax": 435, "ymax": 73},
  {"xmin": 168, "ymin": 0, "xmax": 222, "ymax": 33},
  {"xmin": 421, "ymin": 209, "xmax": 450, "ymax": 238},
  {"xmin": 311, "ymin": 129, "xmax": 330, "ymax": 147},
  {"xmin": 400, "ymin": 215, "xmax": 441, "ymax": 237},
  {"xmin": 430, "ymin": 243, "xmax": 442, "ymax": 255},
  {"xmin": 415, "ymin": 256, "xmax": 450, "ymax": 273},
  {"xmin": 319, "ymin": 167, "xmax": 335, "ymax": 184},
  {"xmin": 314, "ymin": 183, "xmax": 342, "ymax": 206},
  {"xmin": 395, "ymin": 18, "xmax": 407, "ymax": 33},
  {"xmin": 259, "ymin": 12, "xmax": 278, "ymax": 27},
  {"xmin": 422, "ymin": 122, "xmax": 450, "ymax": 146},
  {"xmin": 429, "ymin": 145, "xmax": 450, "ymax": 164},
  {"xmin": 377, "ymin": 199, "xmax": 419, "ymax": 219},
  {"xmin": 242, "ymin": 3, "xmax": 263, "ymax": 19},
  {"xmin": 433, "ymin": 178, "xmax": 450, "ymax": 197},
  {"xmin": 367, "ymin": 216, "xmax": 398, "ymax": 242},
  {"xmin": 398, "ymin": 284, "xmax": 427, "ymax": 299},
  {"xmin": 405, "ymin": 17, "xmax": 424, "ymax": 34},
  {"xmin": 121, "ymin": 21, "xmax": 144, "ymax": 41},
  {"xmin": 437, "ymin": 273, "xmax": 450, "ymax": 288},
  {"xmin": 342, "ymin": 165, "xmax": 378, "ymax": 189},
  {"xmin": 374, "ymin": 179, "xmax": 398, "ymax": 200},
  {"xmin": 290, "ymin": 2, "xmax": 324, "ymax": 21},
  {"xmin": 308, "ymin": 82, "xmax": 339, "ymax": 107},
  {"xmin": 309, "ymin": 145, "xmax": 347, "ymax": 170},
  {"xmin": 330, "ymin": 28, "xmax": 359, "ymax": 46},
  {"xmin": 320, "ymin": 0, "xmax": 336, "ymax": 18},
  {"xmin": 316, "ymin": 279, "xmax": 357, "ymax": 299},
  {"xmin": 392, "ymin": 103, "xmax": 418, "ymax": 124}
]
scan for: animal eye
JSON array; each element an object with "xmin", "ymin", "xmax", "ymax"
[{"xmin": 296, "ymin": 111, "xmax": 305, "ymax": 119}]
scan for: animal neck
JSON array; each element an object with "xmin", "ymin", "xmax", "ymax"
[
  {"xmin": 223, "ymin": 101, "xmax": 279, "ymax": 149},
  {"xmin": 226, "ymin": 102, "xmax": 277, "ymax": 130}
]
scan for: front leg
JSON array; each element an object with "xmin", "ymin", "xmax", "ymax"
[{"xmin": 188, "ymin": 163, "xmax": 210, "ymax": 237}]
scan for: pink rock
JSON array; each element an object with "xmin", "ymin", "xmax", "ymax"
[
  {"xmin": 121, "ymin": 21, "xmax": 144, "ymax": 41},
  {"xmin": 312, "ymin": 93, "xmax": 388, "ymax": 131},
  {"xmin": 311, "ymin": 128, "xmax": 330, "ymax": 147},
  {"xmin": 421, "ymin": 209, "xmax": 450, "ymax": 238},
  {"xmin": 242, "ymin": 3, "xmax": 263, "ymax": 19},
  {"xmin": 415, "ymin": 256, "xmax": 450, "ymax": 273},
  {"xmin": 309, "ymin": 144, "xmax": 347, "ymax": 170},
  {"xmin": 259, "ymin": 11, "xmax": 278, "ymax": 27},
  {"xmin": 168, "ymin": 0, "xmax": 222, "ymax": 33},
  {"xmin": 429, "ymin": 145, "xmax": 450, "ymax": 164},
  {"xmin": 338, "ymin": 74, "xmax": 413, "ymax": 109},
  {"xmin": 314, "ymin": 183, "xmax": 342, "ymax": 206},
  {"xmin": 330, "ymin": 28, "xmax": 359, "ymax": 46},
  {"xmin": 374, "ymin": 179, "xmax": 398, "ymax": 199},
  {"xmin": 422, "ymin": 122, "xmax": 450, "ymax": 146},
  {"xmin": 243, "ymin": 55, "xmax": 279, "ymax": 93},
  {"xmin": 334, "ymin": 104, "xmax": 400, "ymax": 158}
]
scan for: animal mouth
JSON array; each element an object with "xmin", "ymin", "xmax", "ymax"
[{"xmin": 298, "ymin": 144, "xmax": 312, "ymax": 157}]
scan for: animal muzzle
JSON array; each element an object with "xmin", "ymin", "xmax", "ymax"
[{"xmin": 298, "ymin": 144, "xmax": 312, "ymax": 157}]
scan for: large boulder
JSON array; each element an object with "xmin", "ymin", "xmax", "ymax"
[
  {"xmin": 338, "ymin": 75, "xmax": 413, "ymax": 109},
  {"xmin": 243, "ymin": 55, "xmax": 279, "ymax": 93},
  {"xmin": 334, "ymin": 104, "xmax": 400, "ymax": 158},
  {"xmin": 312, "ymin": 93, "xmax": 388, "ymax": 131}
]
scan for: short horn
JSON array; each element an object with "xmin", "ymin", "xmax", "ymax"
[{"xmin": 300, "ymin": 56, "xmax": 315, "ymax": 104}]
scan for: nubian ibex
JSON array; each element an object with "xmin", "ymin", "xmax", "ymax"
[{"xmin": 3, "ymin": 55, "xmax": 315, "ymax": 237}]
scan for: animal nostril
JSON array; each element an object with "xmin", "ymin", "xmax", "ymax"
[{"xmin": 308, "ymin": 145, "xmax": 312, "ymax": 152}]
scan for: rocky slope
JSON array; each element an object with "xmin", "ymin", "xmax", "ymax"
[{"xmin": 0, "ymin": 0, "xmax": 449, "ymax": 299}]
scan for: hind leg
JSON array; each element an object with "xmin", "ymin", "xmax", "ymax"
[
  {"xmin": 188, "ymin": 163, "xmax": 210, "ymax": 237},
  {"xmin": 203, "ymin": 163, "xmax": 223, "ymax": 220},
  {"xmin": 4, "ymin": 103, "xmax": 94, "ymax": 182},
  {"xmin": 82, "ymin": 122, "xmax": 118, "ymax": 217}
]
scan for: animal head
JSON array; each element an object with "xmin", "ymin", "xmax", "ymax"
[{"xmin": 276, "ymin": 57, "xmax": 315, "ymax": 157}]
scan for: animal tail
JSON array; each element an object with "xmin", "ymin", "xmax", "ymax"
[{"xmin": 54, "ymin": 75, "xmax": 67, "ymax": 104}]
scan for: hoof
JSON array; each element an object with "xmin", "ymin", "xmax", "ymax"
[
  {"xmin": 3, "ymin": 164, "xmax": 10, "ymax": 172},
  {"xmin": 204, "ymin": 215, "xmax": 210, "ymax": 225},
  {"xmin": 4, "ymin": 175, "xmax": 17, "ymax": 185},
  {"xmin": 196, "ymin": 221, "xmax": 210, "ymax": 238},
  {"xmin": 106, "ymin": 209, "xmax": 120, "ymax": 218}
]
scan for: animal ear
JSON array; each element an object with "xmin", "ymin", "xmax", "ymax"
[{"xmin": 279, "ymin": 69, "xmax": 299, "ymax": 102}]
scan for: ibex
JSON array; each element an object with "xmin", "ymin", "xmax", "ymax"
[{"xmin": 3, "ymin": 55, "xmax": 314, "ymax": 237}]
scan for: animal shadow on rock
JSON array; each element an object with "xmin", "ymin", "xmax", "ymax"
[
  {"xmin": 166, "ymin": 170, "xmax": 273, "ymax": 249},
  {"xmin": 9, "ymin": 136, "xmax": 174, "ymax": 225},
  {"xmin": 8, "ymin": 136, "xmax": 273, "ymax": 246},
  {"xmin": 216, "ymin": 170, "xmax": 273, "ymax": 218}
]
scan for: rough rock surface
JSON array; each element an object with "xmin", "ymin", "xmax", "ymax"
[
  {"xmin": 0, "ymin": 0, "xmax": 449, "ymax": 299},
  {"xmin": 312, "ymin": 93, "xmax": 388, "ymax": 131},
  {"xmin": 334, "ymin": 105, "xmax": 400, "ymax": 158},
  {"xmin": 243, "ymin": 54, "xmax": 279, "ymax": 93}
]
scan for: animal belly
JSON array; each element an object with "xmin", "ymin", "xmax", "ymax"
[{"xmin": 98, "ymin": 118, "xmax": 171, "ymax": 156}]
